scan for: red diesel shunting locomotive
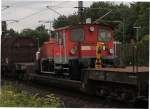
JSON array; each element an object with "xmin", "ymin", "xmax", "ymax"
[{"xmin": 36, "ymin": 23, "xmax": 114, "ymax": 80}]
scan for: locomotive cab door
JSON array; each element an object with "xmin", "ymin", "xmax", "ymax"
[
  {"xmin": 54, "ymin": 31, "xmax": 69, "ymax": 76},
  {"xmin": 54, "ymin": 31, "xmax": 63, "ymax": 64},
  {"xmin": 55, "ymin": 31, "xmax": 67, "ymax": 64}
]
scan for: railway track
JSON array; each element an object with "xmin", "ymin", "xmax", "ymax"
[{"xmin": 2, "ymin": 77, "xmax": 140, "ymax": 108}]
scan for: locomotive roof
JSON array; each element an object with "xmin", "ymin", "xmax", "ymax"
[{"xmin": 55, "ymin": 23, "xmax": 114, "ymax": 31}]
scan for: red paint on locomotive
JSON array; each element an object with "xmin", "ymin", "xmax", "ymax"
[{"xmin": 39, "ymin": 24, "xmax": 114, "ymax": 63}]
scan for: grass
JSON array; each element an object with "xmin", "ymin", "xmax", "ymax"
[{"xmin": 0, "ymin": 82, "xmax": 64, "ymax": 107}]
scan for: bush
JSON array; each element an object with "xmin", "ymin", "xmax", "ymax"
[{"xmin": 0, "ymin": 83, "xmax": 64, "ymax": 107}]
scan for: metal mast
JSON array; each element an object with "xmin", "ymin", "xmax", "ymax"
[{"xmin": 78, "ymin": 1, "xmax": 84, "ymax": 24}]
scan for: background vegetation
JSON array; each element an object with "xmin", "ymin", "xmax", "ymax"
[
  {"xmin": 53, "ymin": 2, "xmax": 149, "ymax": 42},
  {"xmin": 2, "ymin": 2, "xmax": 149, "ymax": 46}
]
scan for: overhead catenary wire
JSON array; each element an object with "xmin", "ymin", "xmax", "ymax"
[
  {"xmin": 4, "ymin": 10, "xmax": 46, "ymax": 32},
  {"xmin": 7, "ymin": 1, "xmax": 71, "ymax": 24},
  {"xmin": 46, "ymin": 6, "xmax": 62, "ymax": 16},
  {"xmin": 46, "ymin": 1, "xmax": 77, "ymax": 16},
  {"xmin": 4, "ymin": 1, "xmax": 90, "ymax": 29},
  {"xmin": 6, "ymin": 8, "xmax": 49, "ymax": 26},
  {"xmin": 48, "ymin": 6, "xmax": 74, "ymax": 9},
  {"xmin": 50, "ymin": 1, "xmax": 70, "ymax": 8},
  {"xmin": 26, "ymin": 23, "xmax": 43, "ymax": 29},
  {"xmin": 3, "ymin": 1, "xmax": 80, "ymax": 31},
  {"xmin": 19, "ymin": 8, "xmax": 48, "ymax": 22},
  {"xmin": 93, "ymin": 9, "xmax": 112, "ymax": 23},
  {"xmin": 2, "ymin": 1, "xmax": 58, "ymax": 9}
]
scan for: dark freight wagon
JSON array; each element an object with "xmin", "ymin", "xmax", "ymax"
[{"xmin": 1, "ymin": 37, "xmax": 37, "ymax": 77}]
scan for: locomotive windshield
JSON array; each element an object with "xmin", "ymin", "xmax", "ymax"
[
  {"xmin": 98, "ymin": 29, "xmax": 112, "ymax": 42},
  {"xmin": 70, "ymin": 28, "xmax": 84, "ymax": 42}
]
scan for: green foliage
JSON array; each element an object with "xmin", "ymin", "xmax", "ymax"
[
  {"xmin": 20, "ymin": 25, "xmax": 49, "ymax": 46},
  {"xmin": 136, "ymin": 41, "xmax": 149, "ymax": 65},
  {"xmin": 53, "ymin": 15, "xmax": 69, "ymax": 29},
  {"xmin": 2, "ymin": 2, "xmax": 149, "ymax": 44},
  {"xmin": 53, "ymin": 2, "xmax": 149, "ymax": 43},
  {"xmin": 2, "ymin": 25, "xmax": 50, "ymax": 47},
  {"xmin": 141, "ymin": 34, "xmax": 149, "ymax": 41},
  {"xmin": 67, "ymin": 14, "xmax": 80, "ymax": 25},
  {"xmin": 53, "ymin": 14, "xmax": 80, "ymax": 29},
  {"xmin": 0, "ymin": 83, "xmax": 64, "ymax": 107},
  {"xmin": 2, "ymin": 28, "xmax": 20, "ymax": 37},
  {"xmin": 131, "ymin": 2, "xmax": 149, "ymax": 40}
]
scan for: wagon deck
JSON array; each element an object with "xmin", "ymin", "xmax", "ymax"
[
  {"xmin": 82, "ymin": 66, "xmax": 149, "ymax": 85},
  {"xmin": 83, "ymin": 66, "xmax": 149, "ymax": 73}
]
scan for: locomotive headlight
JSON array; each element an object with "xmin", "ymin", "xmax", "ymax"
[
  {"xmin": 89, "ymin": 26, "xmax": 94, "ymax": 32},
  {"xmin": 110, "ymin": 48, "xmax": 113, "ymax": 54},
  {"xmin": 70, "ymin": 47, "xmax": 77, "ymax": 55},
  {"xmin": 102, "ymin": 45, "xmax": 106, "ymax": 50},
  {"xmin": 36, "ymin": 51, "xmax": 40, "ymax": 60}
]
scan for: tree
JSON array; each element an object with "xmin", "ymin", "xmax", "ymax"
[
  {"xmin": 3, "ymin": 2, "xmax": 148, "ymax": 44},
  {"xmin": 36, "ymin": 25, "xmax": 48, "ymax": 32},
  {"xmin": 67, "ymin": 14, "xmax": 80, "ymax": 25},
  {"xmin": 53, "ymin": 15, "xmax": 69, "ymax": 29},
  {"xmin": 53, "ymin": 13, "xmax": 80, "ymax": 29},
  {"xmin": 20, "ymin": 25, "xmax": 49, "ymax": 46},
  {"xmin": 35, "ymin": 25, "xmax": 49, "ymax": 46},
  {"xmin": 131, "ymin": 2, "xmax": 149, "ymax": 40},
  {"xmin": 53, "ymin": 2, "xmax": 149, "ymax": 43},
  {"xmin": 4, "ymin": 28, "xmax": 20, "ymax": 37},
  {"xmin": 20, "ymin": 29, "xmax": 37, "ymax": 37}
]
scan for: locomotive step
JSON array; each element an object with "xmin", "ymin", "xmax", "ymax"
[
  {"xmin": 63, "ymin": 68, "xmax": 69, "ymax": 70},
  {"xmin": 41, "ymin": 71, "xmax": 55, "ymax": 74},
  {"xmin": 63, "ymin": 73, "xmax": 70, "ymax": 76}
]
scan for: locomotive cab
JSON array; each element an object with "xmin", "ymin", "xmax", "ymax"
[{"xmin": 38, "ymin": 24, "xmax": 114, "ymax": 80}]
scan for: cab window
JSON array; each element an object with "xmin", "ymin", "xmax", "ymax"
[
  {"xmin": 98, "ymin": 29, "xmax": 112, "ymax": 42},
  {"xmin": 70, "ymin": 28, "xmax": 84, "ymax": 42},
  {"xmin": 55, "ymin": 31, "xmax": 63, "ymax": 44}
]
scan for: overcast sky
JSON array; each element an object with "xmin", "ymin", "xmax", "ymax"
[
  {"xmin": 2, "ymin": 0, "xmax": 94, "ymax": 32},
  {"xmin": 2, "ymin": 0, "xmax": 130, "ymax": 32}
]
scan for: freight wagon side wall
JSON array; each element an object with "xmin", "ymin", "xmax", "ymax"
[
  {"xmin": 2, "ymin": 38, "xmax": 15, "ymax": 64},
  {"xmin": 12, "ymin": 38, "xmax": 37, "ymax": 63},
  {"xmin": 1, "ymin": 37, "xmax": 37, "ymax": 64}
]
